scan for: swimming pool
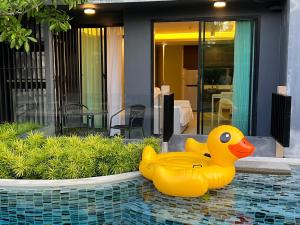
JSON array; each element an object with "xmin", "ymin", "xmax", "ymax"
[{"xmin": 0, "ymin": 168, "xmax": 299, "ymax": 225}]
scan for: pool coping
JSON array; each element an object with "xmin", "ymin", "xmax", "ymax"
[
  {"xmin": 1, "ymin": 157, "xmax": 299, "ymax": 189},
  {"xmin": 0, "ymin": 171, "xmax": 141, "ymax": 188},
  {"xmin": 240, "ymin": 156, "xmax": 300, "ymax": 166}
]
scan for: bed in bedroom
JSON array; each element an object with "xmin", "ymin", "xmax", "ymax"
[{"xmin": 154, "ymin": 87, "xmax": 194, "ymax": 134}]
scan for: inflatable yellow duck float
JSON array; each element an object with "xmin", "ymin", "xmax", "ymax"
[{"xmin": 139, "ymin": 125, "xmax": 255, "ymax": 197}]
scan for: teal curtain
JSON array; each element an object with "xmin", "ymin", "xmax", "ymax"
[{"xmin": 233, "ymin": 21, "xmax": 252, "ymax": 134}]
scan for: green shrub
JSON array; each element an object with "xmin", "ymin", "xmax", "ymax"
[
  {"xmin": 0, "ymin": 122, "xmax": 41, "ymax": 137},
  {"xmin": 0, "ymin": 123, "xmax": 161, "ymax": 179}
]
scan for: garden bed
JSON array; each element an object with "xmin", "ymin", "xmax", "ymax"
[{"xmin": 0, "ymin": 123, "xmax": 160, "ymax": 180}]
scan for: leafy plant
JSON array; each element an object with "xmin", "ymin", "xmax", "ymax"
[
  {"xmin": 0, "ymin": 0, "xmax": 86, "ymax": 51},
  {"xmin": 0, "ymin": 123, "xmax": 161, "ymax": 179}
]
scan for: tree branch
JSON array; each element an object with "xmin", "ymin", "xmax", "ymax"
[{"xmin": 0, "ymin": 0, "xmax": 86, "ymax": 52}]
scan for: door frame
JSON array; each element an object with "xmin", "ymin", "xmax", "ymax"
[{"xmin": 151, "ymin": 16, "xmax": 260, "ymax": 135}]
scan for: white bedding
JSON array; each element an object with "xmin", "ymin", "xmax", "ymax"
[
  {"xmin": 174, "ymin": 100, "xmax": 192, "ymax": 109},
  {"xmin": 174, "ymin": 100, "xmax": 194, "ymax": 126}
]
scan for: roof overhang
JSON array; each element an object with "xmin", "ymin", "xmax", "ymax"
[
  {"xmin": 88, "ymin": 0, "xmax": 285, "ymax": 3},
  {"xmin": 89, "ymin": 0, "xmax": 174, "ymax": 2},
  {"xmin": 67, "ymin": 0, "xmax": 285, "ymax": 26}
]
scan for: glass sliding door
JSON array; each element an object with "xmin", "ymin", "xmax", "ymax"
[
  {"xmin": 199, "ymin": 21, "xmax": 254, "ymax": 135},
  {"xmin": 199, "ymin": 21, "xmax": 235, "ymax": 134},
  {"xmin": 153, "ymin": 21, "xmax": 199, "ymax": 135},
  {"xmin": 153, "ymin": 20, "xmax": 254, "ymax": 135}
]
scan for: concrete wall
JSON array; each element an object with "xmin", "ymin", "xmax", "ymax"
[
  {"xmin": 43, "ymin": 26, "xmax": 55, "ymax": 126},
  {"xmin": 285, "ymin": 0, "xmax": 300, "ymax": 157},
  {"xmin": 123, "ymin": 2, "xmax": 285, "ymax": 136}
]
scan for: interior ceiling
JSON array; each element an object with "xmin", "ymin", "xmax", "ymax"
[
  {"xmin": 154, "ymin": 21, "xmax": 236, "ymax": 43},
  {"xmin": 154, "ymin": 21, "xmax": 235, "ymax": 33},
  {"xmin": 155, "ymin": 22, "xmax": 199, "ymax": 34}
]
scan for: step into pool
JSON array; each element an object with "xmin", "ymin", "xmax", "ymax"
[{"xmin": 0, "ymin": 168, "xmax": 299, "ymax": 225}]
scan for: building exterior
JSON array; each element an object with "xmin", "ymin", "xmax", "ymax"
[{"xmin": 0, "ymin": 0, "xmax": 299, "ymax": 157}]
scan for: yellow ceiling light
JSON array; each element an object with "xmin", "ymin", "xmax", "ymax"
[
  {"xmin": 155, "ymin": 32, "xmax": 199, "ymax": 41},
  {"xmin": 214, "ymin": 1, "xmax": 226, "ymax": 8},
  {"xmin": 154, "ymin": 31, "xmax": 235, "ymax": 42},
  {"xmin": 84, "ymin": 8, "xmax": 96, "ymax": 15}
]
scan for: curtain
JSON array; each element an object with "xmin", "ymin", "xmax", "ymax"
[
  {"xmin": 81, "ymin": 28, "xmax": 103, "ymax": 128},
  {"xmin": 107, "ymin": 27, "xmax": 124, "ymax": 135},
  {"xmin": 232, "ymin": 21, "xmax": 252, "ymax": 134}
]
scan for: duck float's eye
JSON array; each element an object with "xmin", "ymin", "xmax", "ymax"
[{"xmin": 220, "ymin": 132, "xmax": 231, "ymax": 143}]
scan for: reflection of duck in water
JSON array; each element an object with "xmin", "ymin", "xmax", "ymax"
[{"xmin": 139, "ymin": 125, "xmax": 255, "ymax": 197}]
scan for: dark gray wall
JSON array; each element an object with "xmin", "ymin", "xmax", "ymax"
[
  {"xmin": 279, "ymin": 0, "xmax": 290, "ymax": 86},
  {"xmin": 124, "ymin": 14, "xmax": 152, "ymax": 135},
  {"xmin": 123, "ymin": 2, "xmax": 285, "ymax": 136},
  {"xmin": 256, "ymin": 13, "xmax": 282, "ymax": 135}
]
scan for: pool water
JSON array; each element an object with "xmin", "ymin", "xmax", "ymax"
[{"xmin": 0, "ymin": 168, "xmax": 299, "ymax": 225}]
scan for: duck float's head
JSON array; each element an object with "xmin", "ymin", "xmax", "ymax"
[{"xmin": 207, "ymin": 125, "xmax": 255, "ymax": 167}]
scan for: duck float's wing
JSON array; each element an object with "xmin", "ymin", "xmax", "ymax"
[
  {"xmin": 139, "ymin": 146, "xmax": 158, "ymax": 180},
  {"xmin": 152, "ymin": 166, "xmax": 208, "ymax": 197},
  {"xmin": 185, "ymin": 138, "xmax": 210, "ymax": 156}
]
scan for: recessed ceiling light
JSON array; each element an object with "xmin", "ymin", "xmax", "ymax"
[
  {"xmin": 214, "ymin": 1, "xmax": 226, "ymax": 8},
  {"xmin": 84, "ymin": 8, "xmax": 96, "ymax": 15}
]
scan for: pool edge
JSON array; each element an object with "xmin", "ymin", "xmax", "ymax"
[
  {"xmin": 1, "ymin": 156, "xmax": 299, "ymax": 189},
  {"xmin": 0, "ymin": 171, "xmax": 142, "ymax": 188}
]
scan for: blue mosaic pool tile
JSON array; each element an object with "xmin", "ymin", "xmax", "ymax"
[{"xmin": 0, "ymin": 169, "xmax": 300, "ymax": 224}]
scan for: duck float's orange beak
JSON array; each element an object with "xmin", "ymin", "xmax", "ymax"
[{"xmin": 229, "ymin": 137, "xmax": 255, "ymax": 158}]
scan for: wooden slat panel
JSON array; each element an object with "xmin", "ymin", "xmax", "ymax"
[{"xmin": 0, "ymin": 20, "xmax": 46, "ymax": 124}]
